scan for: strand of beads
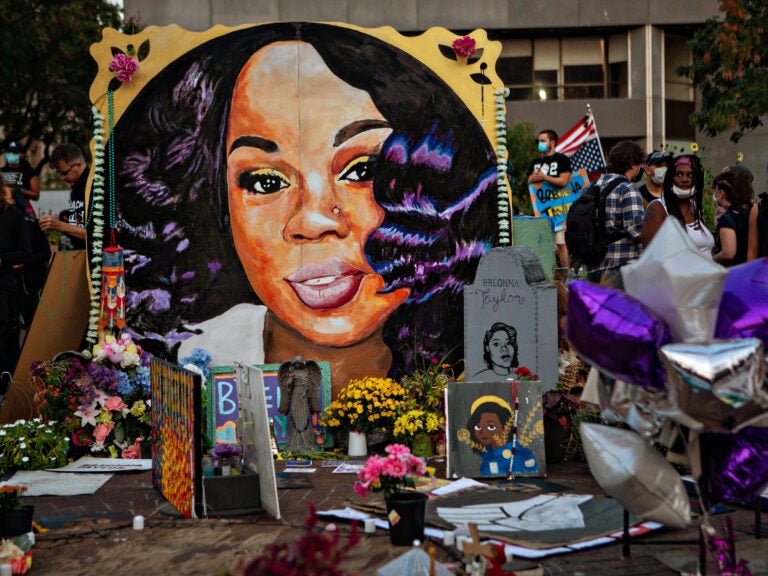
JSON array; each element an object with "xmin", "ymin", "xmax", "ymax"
[{"xmin": 494, "ymin": 87, "xmax": 511, "ymax": 246}]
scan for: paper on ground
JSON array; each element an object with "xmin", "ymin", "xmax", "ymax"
[
  {"xmin": 2, "ymin": 470, "xmax": 113, "ymax": 496},
  {"xmin": 50, "ymin": 457, "xmax": 152, "ymax": 472}
]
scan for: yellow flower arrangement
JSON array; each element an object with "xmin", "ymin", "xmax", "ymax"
[
  {"xmin": 320, "ymin": 377, "xmax": 407, "ymax": 434},
  {"xmin": 393, "ymin": 409, "xmax": 444, "ymax": 442}
]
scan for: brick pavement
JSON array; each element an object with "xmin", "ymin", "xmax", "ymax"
[{"xmin": 20, "ymin": 458, "xmax": 766, "ymax": 575}]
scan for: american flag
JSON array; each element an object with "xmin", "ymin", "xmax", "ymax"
[{"xmin": 556, "ymin": 113, "xmax": 606, "ymax": 178}]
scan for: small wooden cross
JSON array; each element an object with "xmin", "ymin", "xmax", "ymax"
[{"xmin": 461, "ymin": 523, "xmax": 495, "ymax": 560}]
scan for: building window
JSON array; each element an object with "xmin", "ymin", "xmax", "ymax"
[
  {"xmin": 496, "ymin": 35, "xmax": 628, "ymax": 101},
  {"xmin": 665, "ymin": 34, "xmax": 695, "ymax": 139}
]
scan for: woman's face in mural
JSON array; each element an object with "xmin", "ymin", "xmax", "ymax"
[
  {"xmin": 473, "ymin": 411, "xmax": 506, "ymax": 449},
  {"xmin": 227, "ymin": 41, "xmax": 410, "ymax": 346},
  {"xmin": 488, "ymin": 330, "xmax": 514, "ymax": 372}
]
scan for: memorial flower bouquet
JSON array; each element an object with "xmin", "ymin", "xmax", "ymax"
[
  {"xmin": 31, "ymin": 336, "xmax": 152, "ymax": 458},
  {"xmin": 354, "ymin": 444, "xmax": 433, "ymax": 498},
  {"xmin": 399, "ymin": 353, "xmax": 456, "ymax": 414},
  {"xmin": 320, "ymin": 377, "xmax": 407, "ymax": 434},
  {"xmin": 392, "ymin": 409, "xmax": 444, "ymax": 447},
  {"xmin": 0, "ymin": 419, "xmax": 69, "ymax": 476}
]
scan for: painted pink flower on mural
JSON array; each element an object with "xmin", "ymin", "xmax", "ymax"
[
  {"xmin": 452, "ymin": 36, "xmax": 476, "ymax": 58},
  {"xmin": 108, "ymin": 53, "xmax": 139, "ymax": 82}
]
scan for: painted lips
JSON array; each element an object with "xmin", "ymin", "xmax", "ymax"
[{"xmin": 286, "ymin": 258, "xmax": 365, "ymax": 309}]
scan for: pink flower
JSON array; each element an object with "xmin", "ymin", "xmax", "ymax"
[
  {"xmin": 103, "ymin": 396, "xmax": 127, "ymax": 412},
  {"xmin": 122, "ymin": 444, "xmax": 142, "ymax": 459},
  {"xmin": 353, "ymin": 482, "xmax": 369, "ymax": 498},
  {"xmin": 384, "ymin": 459, "xmax": 406, "ymax": 479},
  {"xmin": 108, "ymin": 53, "xmax": 139, "ymax": 83},
  {"xmin": 74, "ymin": 403, "xmax": 99, "ymax": 427},
  {"xmin": 452, "ymin": 36, "xmax": 476, "ymax": 58},
  {"xmin": 384, "ymin": 443, "xmax": 410, "ymax": 457},
  {"xmin": 93, "ymin": 422, "xmax": 115, "ymax": 445}
]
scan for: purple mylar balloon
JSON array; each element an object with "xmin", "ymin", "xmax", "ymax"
[
  {"xmin": 715, "ymin": 258, "xmax": 768, "ymax": 345},
  {"xmin": 568, "ymin": 281, "xmax": 672, "ymax": 391},
  {"xmin": 700, "ymin": 427, "xmax": 768, "ymax": 505}
]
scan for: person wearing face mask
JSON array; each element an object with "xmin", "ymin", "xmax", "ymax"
[
  {"xmin": 528, "ymin": 129, "xmax": 572, "ymax": 268},
  {"xmin": 641, "ymin": 154, "xmax": 714, "ymax": 257},
  {"xmin": 712, "ymin": 169, "xmax": 753, "ymax": 267},
  {"xmin": 1, "ymin": 141, "xmax": 40, "ymax": 218},
  {"xmin": 638, "ymin": 150, "xmax": 672, "ymax": 209}
]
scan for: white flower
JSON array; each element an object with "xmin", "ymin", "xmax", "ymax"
[
  {"xmin": 19, "ymin": 442, "xmax": 26, "ymax": 449},
  {"xmin": 0, "ymin": 430, "xmax": 5, "ymax": 436},
  {"xmin": 21, "ymin": 456, "xmax": 29, "ymax": 463}
]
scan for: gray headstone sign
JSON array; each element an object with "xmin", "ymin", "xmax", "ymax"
[{"xmin": 464, "ymin": 246, "xmax": 558, "ymax": 387}]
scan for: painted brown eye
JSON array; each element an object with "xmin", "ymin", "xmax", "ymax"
[
  {"xmin": 338, "ymin": 156, "xmax": 376, "ymax": 183},
  {"xmin": 237, "ymin": 169, "xmax": 290, "ymax": 195}
]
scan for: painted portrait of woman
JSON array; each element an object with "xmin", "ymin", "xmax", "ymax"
[
  {"xmin": 96, "ymin": 23, "xmax": 502, "ymax": 392},
  {"xmin": 473, "ymin": 322, "xmax": 519, "ymax": 378},
  {"xmin": 459, "ymin": 394, "xmax": 539, "ymax": 477}
]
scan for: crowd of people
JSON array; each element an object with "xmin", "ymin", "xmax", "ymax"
[
  {"xmin": 526, "ymin": 130, "xmax": 767, "ymax": 286},
  {"xmin": 0, "ymin": 141, "xmax": 87, "ymax": 390}
]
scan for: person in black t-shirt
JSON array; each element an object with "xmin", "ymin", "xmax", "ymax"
[
  {"xmin": 40, "ymin": 143, "xmax": 88, "ymax": 251},
  {"xmin": 0, "ymin": 180, "xmax": 31, "ymax": 377},
  {"xmin": 712, "ymin": 169, "xmax": 753, "ymax": 267},
  {"xmin": 1, "ymin": 140, "xmax": 40, "ymax": 217},
  {"xmin": 638, "ymin": 150, "xmax": 672, "ymax": 209},
  {"xmin": 528, "ymin": 129, "xmax": 572, "ymax": 268}
]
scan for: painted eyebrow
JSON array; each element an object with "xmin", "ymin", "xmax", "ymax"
[
  {"xmin": 229, "ymin": 135, "xmax": 278, "ymax": 155},
  {"xmin": 333, "ymin": 119, "xmax": 391, "ymax": 147}
]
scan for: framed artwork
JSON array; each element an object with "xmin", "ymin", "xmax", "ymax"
[
  {"xmin": 207, "ymin": 362, "xmax": 333, "ymax": 449},
  {"xmin": 446, "ymin": 380, "xmax": 546, "ymax": 478}
]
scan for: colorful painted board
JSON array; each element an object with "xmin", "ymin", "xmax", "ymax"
[
  {"xmin": 207, "ymin": 363, "xmax": 332, "ymax": 449},
  {"xmin": 150, "ymin": 357, "xmax": 203, "ymax": 519},
  {"xmin": 528, "ymin": 168, "xmax": 589, "ymax": 231},
  {"xmin": 446, "ymin": 380, "xmax": 546, "ymax": 479},
  {"xmin": 90, "ymin": 23, "xmax": 508, "ymax": 392}
]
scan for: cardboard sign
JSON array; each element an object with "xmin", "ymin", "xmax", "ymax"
[{"xmin": 528, "ymin": 168, "xmax": 589, "ymax": 231}]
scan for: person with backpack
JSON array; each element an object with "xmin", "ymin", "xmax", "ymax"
[
  {"xmin": 640, "ymin": 155, "xmax": 714, "ymax": 258},
  {"xmin": 566, "ymin": 141, "xmax": 644, "ymax": 289}
]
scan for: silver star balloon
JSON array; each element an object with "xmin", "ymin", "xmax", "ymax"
[
  {"xmin": 622, "ymin": 218, "xmax": 727, "ymax": 343},
  {"xmin": 659, "ymin": 339, "xmax": 768, "ymax": 432}
]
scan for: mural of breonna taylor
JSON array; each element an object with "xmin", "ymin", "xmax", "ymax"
[{"xmin": 91, "ymin": 23, "xmax": 507, "ymax": 393}]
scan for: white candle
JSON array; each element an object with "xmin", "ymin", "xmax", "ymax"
[
  {"xmin": 443, "ymin": 530, "xmax": 455, "ymax": 547},
  {"xmin": 26, "ymin": 531, "xmax": 35, "ymax": 545},
  {"xmin": 133, "ymin": 515, "xmax": 145, "ymax": 530},
  {"xmin": 456, "ymin": 536, "xmax": 471, "ymax": 552},
  {"xmin": 0, "ymin": 564, "xmax": 12, "ymax": 576},
  {"xmin": 364, "ymin": 518, "xmax": 376, "ymax": 534}
]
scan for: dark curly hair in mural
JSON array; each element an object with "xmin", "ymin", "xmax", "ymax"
[{"xmin": 104, "ymin": 22, "xmax": 499, "ymax": 377}]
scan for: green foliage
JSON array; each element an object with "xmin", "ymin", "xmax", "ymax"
[
  {"xmin": 0, "ymin": 419, "xmax": 70, "ymax": 476},
  {"xmin": 679, "ymin": 0, "xmax": 768, "ymax": 142},
  {"xmin": 0, "ymin": 0, "xmax": 123, "ymax": 169},
  {"xmin": 505, "ymin": 121, "xmax": 539, "ymax": 215}
]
